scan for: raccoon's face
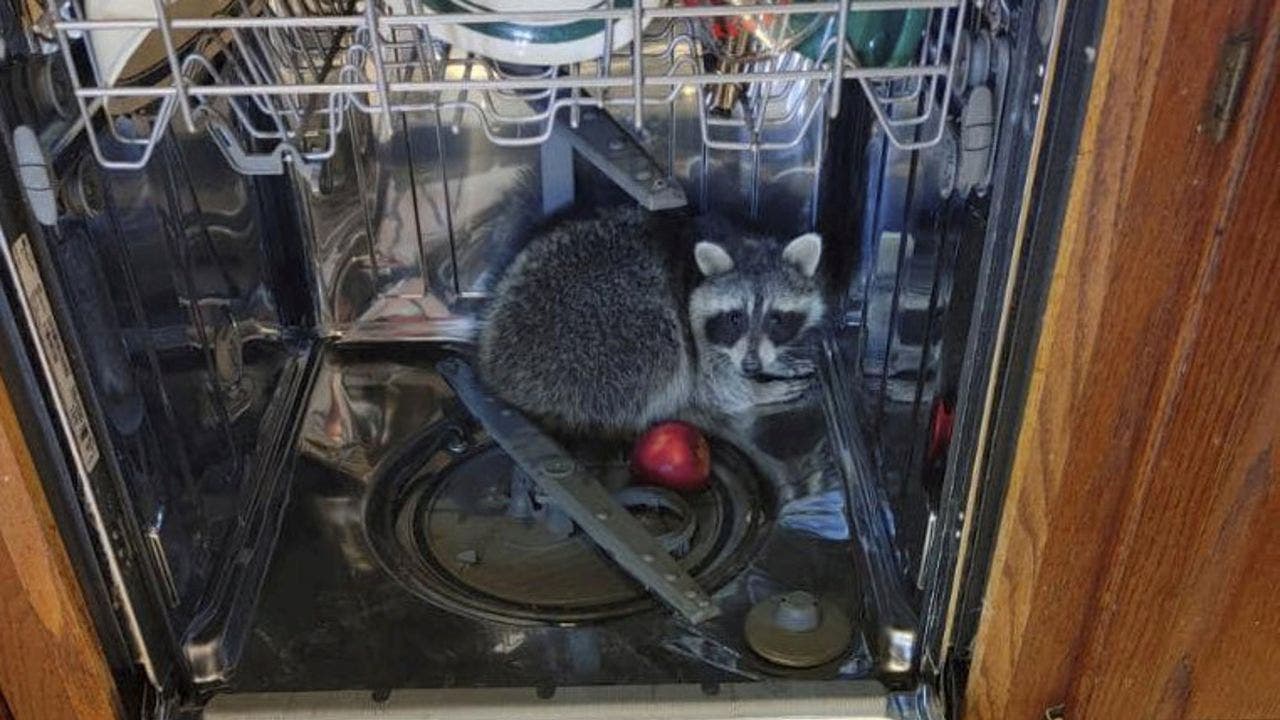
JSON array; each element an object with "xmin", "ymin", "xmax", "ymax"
[{"xmin": 688, "ymin": 232, "xmax": 826, "ymax": 379}]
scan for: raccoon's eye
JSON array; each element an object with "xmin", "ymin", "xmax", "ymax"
[
  {"xmin": 766, "ymin": 311, "xmax": 806, "ymax": 344},
  {"xmin": 705, "ymin": 310, "xmax": 747, "ymax": 346}
]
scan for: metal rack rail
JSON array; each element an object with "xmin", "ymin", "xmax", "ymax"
[{"xmin": 42, "ymin": 0, "xmax": 965, "ymax": 172}]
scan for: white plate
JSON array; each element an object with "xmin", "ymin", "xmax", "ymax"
[
  {"xmin": 85, "ymin": 0, "xmax": 231, "ymax": 89},
  {"xmin": 414, "ymin": 0, "xmax": 659, "ymax": 67}
]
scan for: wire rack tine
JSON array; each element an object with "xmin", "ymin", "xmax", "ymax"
[
  {"xmin": 828, "ymin": 0, "xmax": 851, "ymax": 119},
  {"xmin": 148, "ymin": 0, "xmax": 198, "ymax": 131},
  {"xmin": 631, "ymin": 0, "xmax": 645, "ymax": 131},
  {"xmin": 363, "ymin": 0, "xmax": 393, "ymax": 125}
]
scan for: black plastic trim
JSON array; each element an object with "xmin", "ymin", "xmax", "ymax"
[{"xmin": 0, "ymin": 71, "xmax": 145, "ymax": 720}]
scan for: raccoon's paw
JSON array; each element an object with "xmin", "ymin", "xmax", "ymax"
[
  {"xmin": 762, "ymin": 350, "xmax": 817, "ymax": 380},
  {"xmin": 755, "ymin": 377, "xmax": 812, "ymax": 406},
  {"xmin": 781, "ymin": 356, "xmax": 817, "ymax": 379}
]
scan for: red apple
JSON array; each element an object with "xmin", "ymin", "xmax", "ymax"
[{"xmin": 630, "ymin": 421, "xmax": 712, "ymax": 493}]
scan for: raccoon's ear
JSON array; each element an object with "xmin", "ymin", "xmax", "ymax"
[
  {"xmin": 782, "ymin": 233, "xmax": 822, "ymax": 277},
  {"xmin": 695, "ymin": 241, "xmax": 735, "ymax": 276}
]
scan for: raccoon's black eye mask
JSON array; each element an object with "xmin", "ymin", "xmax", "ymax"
[
  {"xmin": 766, "ymin": 311, "xmax": 806, "ymax": 344},
  {"xmin": 705, "ymin": 310, "xmax": 747, "ymax": 346},
  {"xmin": 704, "ymin": 308, "xmax": 808, "ymax": 347}
]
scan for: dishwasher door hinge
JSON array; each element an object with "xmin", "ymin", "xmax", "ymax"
[{"xmin": 1208, "ymin": 35, "xmax": 1252, "ymax": 143}]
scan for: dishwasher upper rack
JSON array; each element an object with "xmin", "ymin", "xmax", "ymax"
[{"xmin": 43, "ymin": 0, "xmax": 966, "ymax": 175}]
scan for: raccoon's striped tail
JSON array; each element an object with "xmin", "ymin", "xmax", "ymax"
[
  {"xmin": 470, "ymin": 166, "xmax": 546, "ymax": 295},
  {"xmin": 417, "ymin": 166, "xmax": 545, "ymax": 308}
]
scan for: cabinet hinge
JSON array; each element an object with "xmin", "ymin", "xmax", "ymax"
[{"xmin": 1209, "ymin": 35, "xmax": 1252, "ymax": 143}]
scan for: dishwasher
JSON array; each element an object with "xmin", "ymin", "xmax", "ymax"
[{"xmin": 0, "ymin": 0, "xmax": 1098, "ymax": 717}]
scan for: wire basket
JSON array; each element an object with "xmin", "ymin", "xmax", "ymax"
[{"xmin": 44, "ymin": 0, "xmax": 966, "ymax": 173}]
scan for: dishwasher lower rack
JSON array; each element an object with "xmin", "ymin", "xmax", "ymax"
[{"xmin": 38, "ymin": 0, "xmax": 966, "ymax": 176}]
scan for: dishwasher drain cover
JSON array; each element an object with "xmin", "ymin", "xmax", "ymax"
[{"xmin": 366, "ymin": 430, "xmax": 771, "ymax": 624}]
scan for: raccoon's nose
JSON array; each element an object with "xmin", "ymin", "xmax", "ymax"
[{"xmin": 741, "ymin": 355, "xmax": 762, "ymax": 376}]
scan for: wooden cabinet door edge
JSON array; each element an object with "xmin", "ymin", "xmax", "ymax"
[{"xmin": 0, "ymin": 367, "xmax": 122, "ymax": 718}]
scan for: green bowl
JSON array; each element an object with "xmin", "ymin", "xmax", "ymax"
[{"xmin": 791, "ymin": 3, "xmax": 928, "ymax": 68}]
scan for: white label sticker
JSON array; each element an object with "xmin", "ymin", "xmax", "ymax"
[{"xmin": 11, "ymin": 234, "xmax": 101, "ymax": 473}]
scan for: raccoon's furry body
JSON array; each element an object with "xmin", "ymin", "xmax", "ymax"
[
  {"xmin": 479, "ymin": 208, "xmax": 693, "ymax": 436},
  {"xmin": 478, "ymin": 206, "xmax": 826, "ymax": 437}
]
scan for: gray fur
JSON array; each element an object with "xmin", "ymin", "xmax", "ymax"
[{"xmin": 478, "ymin": 207, "xmax": 826, "ymax": 437}]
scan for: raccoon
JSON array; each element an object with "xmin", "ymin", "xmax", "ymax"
[{"xmin": 477, "ymin": 206, "xmax": 827, "ymax": 437}]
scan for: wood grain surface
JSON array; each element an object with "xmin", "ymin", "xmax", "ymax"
[
  {"xmin": 0, "ymin": 369, "xmax": 121, "ymax": 718},
  {"xmin": 964, "ymin": 0, "xmax": 1280, "ymax": 718}
]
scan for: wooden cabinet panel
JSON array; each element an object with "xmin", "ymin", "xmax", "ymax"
[
  {"xmin": 1070, "ymin": 78, "xmax": 1280, "ymax": 720},
  {"xmin": 965, "ymin": 0, "xmax": 1280, "ymax": 717},
  {"xmin": 0, "ymin": 371, "xmax": 121, "ymax": 719}
]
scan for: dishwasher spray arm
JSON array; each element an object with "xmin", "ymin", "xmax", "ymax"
[{"xmin": 437, "ymin": 358, "xmax": 720, "ymax": 625}]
